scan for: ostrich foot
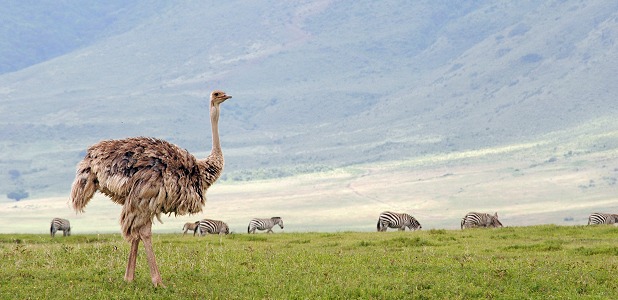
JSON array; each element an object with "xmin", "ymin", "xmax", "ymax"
[{"xmin": 151, "ymin": 276, "xmax": 166, "ymax": 288}]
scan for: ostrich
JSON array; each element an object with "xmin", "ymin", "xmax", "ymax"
[{"xmin": 70, "ymin": 90, "xmax": 231, "ymax": 287}]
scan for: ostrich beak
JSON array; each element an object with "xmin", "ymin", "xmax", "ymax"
[
  {"xmin": 224, "ymin": 95, "xmax": 232, "ymax": 100},
  {"xmin": 220, "ymin": 95, "xmax": 232, "ymax": 103}
]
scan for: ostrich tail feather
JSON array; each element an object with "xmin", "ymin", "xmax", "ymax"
[{"xmin": 70, "ymin": 160, "xmax": 98, "ymax": 213}]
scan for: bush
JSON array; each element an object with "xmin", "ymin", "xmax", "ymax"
[
  {"xmin": 7, "ymin": 190, "xmax": 29, "ymax": 201},
  {"xmin": 8, "ymin": 169, "xmax": 21, "ymax": 180}
]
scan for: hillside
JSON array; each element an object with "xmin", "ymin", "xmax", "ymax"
[
  {"xmin": 0, "ymin": 1, "xmax": 170, "ymax": 74},
  {"xmin": 0, "ymin": 0, "xmax": 617, "ymax": 218}
]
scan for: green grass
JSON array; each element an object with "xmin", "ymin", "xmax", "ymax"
[{"xmin": 2, "ymin": 225, "xmax": 618, "ymax": 299}]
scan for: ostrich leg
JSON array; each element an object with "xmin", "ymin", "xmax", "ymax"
[
  {"xmin": 124, "ymin": 238, "xmax": 139, "ymax": 282},
  {"xmin": 139, "ymin": 222, "xmax": 164, "ymax": 287}
]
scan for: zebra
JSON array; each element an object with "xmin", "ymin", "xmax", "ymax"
[
  {"xmin": 588, "ymin": 213, "xmax": 618, "ymax": 225},
  {"xmin": 247, "ymin": 217, "xmax": 284, "ymax": 234},
  {"xmin": 182, "ymin": 221, "xmax": 200, "ymax": 236},
  {"xmin": 377, "ymin": 211, "xmax": 422, "ymax": 232},
  {"xmin": 461, "ymin": 212, "xmax": 503, "ymax": 229},
  {"xmin": 196, "ymin": 219, "xmax": 230, "ymax": 236},
  {"xmin": 50, "ymin": 218, "xmax": 71, "ymax": 237}
]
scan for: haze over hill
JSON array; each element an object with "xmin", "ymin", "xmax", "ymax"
[{"xmin": 1, "ymin": 1, "xmax": 617, "ymax": 232}]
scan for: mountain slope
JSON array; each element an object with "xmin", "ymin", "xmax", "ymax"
[
  {"xmin": 0, "ymin": 1, "xmax": 170, "ymax": 74},
  {"xmin": 0, "ymin": 0, "xmax": 617, "ymax": 201}
]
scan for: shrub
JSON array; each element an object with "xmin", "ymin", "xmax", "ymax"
[{"xmin": 7, "ymin": 190, "xmax": 29, "ymax": 201}]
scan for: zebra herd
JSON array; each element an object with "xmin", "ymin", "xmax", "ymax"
[
  {"xmin": 182, "ymin": 219, "xmax": 232, "ymax": 236},
  {"xmin": 375, "ymin": 211, "xmax": 503, "ymax": 231},
  {"xmin": 49, "ymin": 211, "xmax": 618, "ymax": 237},
  {"xmin": 181, "ymin": 217, "xmax": 284, "ymax": 236},
  {"xmin": 378, "ymin": 211, "xmax": 618, "ymax": 231}
]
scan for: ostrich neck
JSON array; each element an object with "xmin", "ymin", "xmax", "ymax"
[
  {"xmin": 210, "ymin": 104, "xmax": 222, "ymax": 156},
  {"xmin": 196, "ymin": 102, "xmax": 224, "ymax": 187}
]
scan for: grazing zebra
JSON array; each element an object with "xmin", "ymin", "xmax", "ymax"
[
  {"xmin": 461, "ymin": 212, "xmax": 503, "ymax": 229},
  {"xmin": 588, "ymin": 213, "xmax": 618, "ymax": 225},
  {"xmin": 377, "ymin": 211, "xmax": 422, "ymax": 232},
  {"xmin": 182, "ymin": 221, "xmax": 200, "ymax": 236},
  {"xmin": 247, "ymin": 217, "xmax": 284, "ymax": 234},
  {"xmin": 196, "ymin": 219, "xmax": 230, "ymax": 236},
  {"xmin": 50, "ymin": 218, "xmax": 71, "ymax": 237}
]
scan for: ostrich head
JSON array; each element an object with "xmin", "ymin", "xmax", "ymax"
[{"xmin": 211, "ymin": 90, "xmax": 232, "ymax": 106}]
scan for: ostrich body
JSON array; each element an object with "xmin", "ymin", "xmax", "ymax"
[{"xmin": 70, "ymin": 90, "xmax": 231, "ymax": 287}]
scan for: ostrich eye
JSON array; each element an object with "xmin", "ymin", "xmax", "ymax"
[{"xmin": 214, "ymin": 92, "xmax": 220, "ymax": 96}]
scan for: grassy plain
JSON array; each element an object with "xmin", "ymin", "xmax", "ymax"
[{"xmin": 2, "ymin": 225, "xmax": 618, "ymax": 299}]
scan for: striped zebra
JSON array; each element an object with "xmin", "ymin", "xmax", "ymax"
[
  {"xmin": 377, "ymin": 211, "xmax": 422, "ymax": 232},
  {"xmin": 196, "ymin": 219, "xmax": 230, "ymax": 236},
  {"xmin": 182, "ymin": 221, "xmax": 200, "ymax": 236},
  {"xmin": 50, "ymin": 218, "xmax": 71, "ymax": 237},
  {"xmin": 588, "ymin": 213, "xmax": 618, "ymax": 225},
  {"xmin": 247, "ymin": 217, "xmax": 283, "ymax": 234},
  {"xmin": 461, "ymin": 212, "xmax": 503, "ymax": 229}
]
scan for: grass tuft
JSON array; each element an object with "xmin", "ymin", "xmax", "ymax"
[
  {"xmin": 428, "ymin": 229, "xmax": 447, "ymax": 235},
  {"xmin": 383, "ymin": 236, "xmax": 434, "ymax": 247}
]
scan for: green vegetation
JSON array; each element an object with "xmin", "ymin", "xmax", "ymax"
[{"xmin": 2, "ymin": 225, "xmax": 618, "ymax": 299}]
